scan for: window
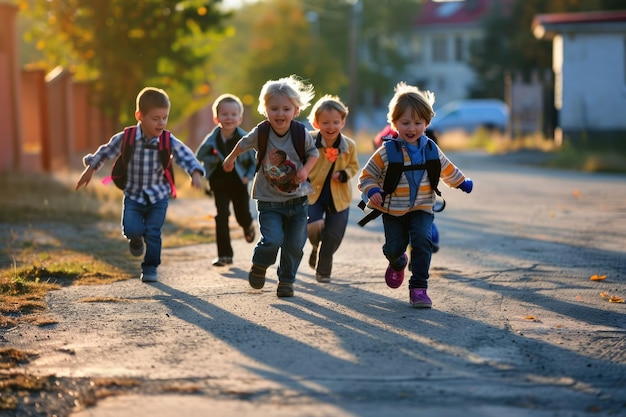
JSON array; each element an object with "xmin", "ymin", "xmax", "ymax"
[
  {"xmin": 454, "ymin": 35, "xmax": 464, "ymax": 62},
  {"xmin": 432, "ymin": 35, "xmax": 448, "ymax": 63}
]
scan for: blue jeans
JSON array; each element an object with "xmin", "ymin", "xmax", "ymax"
[
  {"xmin": 122, "ymin": 196, "xmax": 168, "ymax": 274},
  {"xmin": 308, "ymin": 202, "xmax": 349, "ymax": 277},
  {"xmin": 382, "ymin": 210, "xmax": 434, "ymax": 288},
  {"xmin": 254, "ymin": 196, "xmax": 308, "ymax": 284}
]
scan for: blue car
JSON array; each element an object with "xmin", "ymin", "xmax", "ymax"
[{"xmin": 429, "ymin": 99, "xmax": 509, "ymax": 134}]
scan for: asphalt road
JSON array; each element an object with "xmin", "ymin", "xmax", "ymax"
[{"xmin": 4, "ymin": 150, "xmax": 626, "ymax": 417}]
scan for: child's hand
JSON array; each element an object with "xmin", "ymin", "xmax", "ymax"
[
  {"xmin": 222, "ymin": 157, "xmax": 235, "ymax": 172},
  {"xmin": 296, "ymin": 167, "xmax": 308, "ymax": 184},
  {"xmin": 367, "ymin": 187, "xmax": 384, "ymax": 208},
  {"xmin": 458, "ymin": 178, "xmax": 473, "ymax": 193},
  {"xmin": 75, "ymin": 166, "xmax": 94, "ymax": 190},
  {"xmin": 191, "ymin": 171, "xmax": 203, "ymax": 189}
]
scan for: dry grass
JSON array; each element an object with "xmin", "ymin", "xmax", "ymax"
[{"xmin": 0, "ymin": 168, "xmax": 214, "ymax": 328}]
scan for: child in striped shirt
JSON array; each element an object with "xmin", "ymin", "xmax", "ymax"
[{"xmin": 358, "ymin": 82, "xmax": 473, "ymax": 308}]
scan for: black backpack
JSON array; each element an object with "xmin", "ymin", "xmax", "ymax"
[
  {"xmin": 109, "ymin": 126, "xmax": 176, "ymax": 197},
  {"xmin": 358, "ymin": 137, "xmax": 443, "ymax": 226},
  {"xmin": 255, "ymin": 120, "xmax": 306, "ymax": 172}
]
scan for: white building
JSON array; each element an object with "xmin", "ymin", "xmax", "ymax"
[
  {"xmin": 408, "ymin": 0, "xmax": 506, "ymax": 107},
  {"xmin": 532, "ymin": 10, "xmax": 626, "ymax": 145}
]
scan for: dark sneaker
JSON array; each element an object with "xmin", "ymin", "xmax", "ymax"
[
  {"xmin": 308, "ymin": 247, "xmax": 317, "ymax": 269},
  {"xmin": 140, "ymin": 271, "xmax": 158, "ymax": 283},
  {"xmin": 276, "ymin": 282, "xmax": 294, "ymax": 297},
  {"xmin": 315, "ymin": 273, "xmax": 330, "ymax": 283},
  {"xmin": 212, "ymin": 257, "xmax": 233, "ymax": 267},
  {"xmin": 248, "ymin": 264, "xmax": 266, "ymax": 289},
  {"xmin": 410, "ymin": 288, "xmax": 432, "ymax": 308},
  {"xmin": 385, "ymin": 253, "xmax": 407, "ymax": 289},
  {"xmin": 244, "ymin": 223, "xmax": 256, "ymax": 243},
  {"xmin": 129, "ymin": 239, "xmax": 144, "ymax": 257}
]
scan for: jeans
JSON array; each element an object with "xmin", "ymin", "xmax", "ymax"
[
  {"xmin": 382, "ymin": 210, "xmax": 434, "ymax": 288},
  {"xmin": 254, "ymin": 196, "xmax": 308, "ymax": 284},
  {"xmin": 308, "ymin": 202, "xmax": 349, "ymax": 277},
  {"xmin": 212, "ymin": 179, "xmax": 253, "ymax": 258},
  {"xmin": 122, "ymin": 196, "xmax": 168, "ymax": 274}
]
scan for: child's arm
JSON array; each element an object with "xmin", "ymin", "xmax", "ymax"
[
  {"xmin": 297, "ymin": 155, "xmax": 319, "ymax": 184},
  {"xmin": 223, "ymin": 143, "xmax": 245, "ymax": 173},
  {"xmin": 76, "ymin": 166, "xmax": 96, "ymax": 190}
]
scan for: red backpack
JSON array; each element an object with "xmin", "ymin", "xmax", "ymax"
[{"xmin": 105, "ymin": 126, "xmax": 177, "ymax": 197}]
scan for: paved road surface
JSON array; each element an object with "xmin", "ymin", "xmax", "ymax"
[{"xmin": 4, "ymin": 151, "xmax": 626, "ymax": 416}]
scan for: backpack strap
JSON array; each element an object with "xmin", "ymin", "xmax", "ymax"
[
  {"xmin": 104, "ymin": 126, "xmax": 136, "ymax": 188},
  {"xmin": 159, "ymin": 130, "xmax": 176, "ymax": 198},
  {"xmin": 358, "ymin": 137, "xmax": 444, "ymax": 227},
  {"xmin": 255, "ymin": 120, "xmax": 306, "ymax": 173}
]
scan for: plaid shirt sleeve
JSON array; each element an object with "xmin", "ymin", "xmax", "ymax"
[
  {"xmin": 170, "ymin": 135, "xmax": 205, "ymax": 176},
  {"xmin": 82, "ymin": 132, "xmax": 124, "ymax": 171}
]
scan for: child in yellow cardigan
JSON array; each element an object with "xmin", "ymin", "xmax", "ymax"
[{"xmin": 306, "ymin": 95, "xmax": 360, "ymax": 283}]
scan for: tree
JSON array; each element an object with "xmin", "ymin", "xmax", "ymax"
[
  {"xmin": 210, "ymin": 0, "xmax": 421, "ymax": 128},
  {"xmin": 469, "ymin": 0, "xmax": 626, "ymax": 99},
  {"xmin": 21, "ymin": 0, "xmax": 230, "ymax": 126}
]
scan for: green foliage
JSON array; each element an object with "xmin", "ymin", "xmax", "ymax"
[
  {"xmin": 21, "ymin": 0, "xmax": 230, "ymax": 127},
  {"xmin": 210, "ymin": 0, "xmax": 421, "ymax": 123},
  {"xmin": 469, "ymin": 0, "xmax": 625, "ymax": 99}
]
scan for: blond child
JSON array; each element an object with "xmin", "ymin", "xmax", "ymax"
[
  {"xmin": 196, "ymin": 94, "xmax": 256, "ymax": 267},
  {"xmin": 222, "ymin": 75, "xmax": 319, "ymax": 297},
  {"xmin": 306, "ymin": 95, "xmax": 360, "ymax": 283}
]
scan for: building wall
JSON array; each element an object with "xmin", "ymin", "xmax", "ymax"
[
  {"xmin": 0, "ymin": 3, "xmax": 21, "ymax": 172},
  {"xmin": 560, "ymin": 32, "xmax": 626, "ymax": 132},
  {"xmin": 407, "ymin": 26, "xmax": 482, "ymax": 106}
]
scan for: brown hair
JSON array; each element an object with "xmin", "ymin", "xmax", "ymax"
[
  {"xmin": 387, "ymin": 82, "xmax": 435, "ymax": 128},
  {"xmin": 136, "ymin": 87, "xmax": 170, "ymax": 114}
]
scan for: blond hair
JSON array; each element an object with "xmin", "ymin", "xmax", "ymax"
[
  {"xmin": 257, "ymin": 75, "xmax": 315, "ymax": 116},
  {"xmin": 212, "ymin": 93, "xmax": 244, "ymax": 118},
  {"xmin": 307, "ymin": 94, "xmax": 349, "ymax": 126},
  {"xmin": 387, "ymin": 82, "xmax": 435, "ymax": 128},
  {"xmin": 136, "ymin": 87, "xmax": 170, "ymax": 114}
]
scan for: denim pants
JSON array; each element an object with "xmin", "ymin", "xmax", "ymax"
[
  {"xmin": 308, "ymin": 202, "xmax": 349, "ymax": 277},
  {"xmin": 382, "ymin": 210, "xmax": 434, "ymax": 289},
  {"xmin": 254, "ymin": 196, "xmax": 308, "ymax": 284},
  {"xmin": 122, "ymin": 196, "xmax": 168, "ymax": 274}
]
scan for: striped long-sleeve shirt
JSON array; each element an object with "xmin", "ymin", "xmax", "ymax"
[
  {"xmin": 83, "ymin": 123, "xmax": 204, "ymax": 204},
  {"xmin": 358, "ymin": 137, "xmax": 466, "ymax": 216}
]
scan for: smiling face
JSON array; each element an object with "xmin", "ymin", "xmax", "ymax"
[
  {"xmin": 393, "ymin": 109, "xmax": 429, "ymax": 145},
  {"xmin": 265, "ymin": 94, "xmax": 299, "ymax": 135},
  {"xmin": 136, "ymin": 107, "xmax": 169, "ymax": 139},
  {"xmin": 215, "ymin": 101, "xmax": 243, "ymax": 137},
  {"xmin": 314, "ymin": 109, "xmax": 345, "ymax": 143}
]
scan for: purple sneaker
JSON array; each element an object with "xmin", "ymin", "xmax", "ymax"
[
  {"xmin": 410, "ymin": 288, "xmax": 432, "ymax": 308},
  {"xmin": 385, "ymin": 253, "xmax": 407, "ymax": 289}
]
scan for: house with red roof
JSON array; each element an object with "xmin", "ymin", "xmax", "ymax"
[
  {"xmin": 532, "ymin": 10, "xmax": 626, "ymax": 145},
  {"xmin": 408, "ymin": 0, "xmax": 508, "ymax": 106}
]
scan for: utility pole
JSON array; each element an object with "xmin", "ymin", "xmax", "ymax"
[{"xmin": 347, "ymin": 0, "xmax": 361, "ymax": 133}]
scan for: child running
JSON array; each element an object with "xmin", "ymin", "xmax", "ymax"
[
  {"xmin": 196, "ymin": 94, "xmax": 256, "ymax": 267},
  {"xmin": 358, "ymin": 82, "xmax": 473, "ymax": 308},
  {"xmin": 222, "ymin": 75, "xmax": 319, "ymax": 297},
  {"xmin": 76, "ymin": 87, "xmax": 205, "ymax": 283},
  {"xmin": 306, "ymin": 95, "xmax": 360, "ymax": 283}
]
